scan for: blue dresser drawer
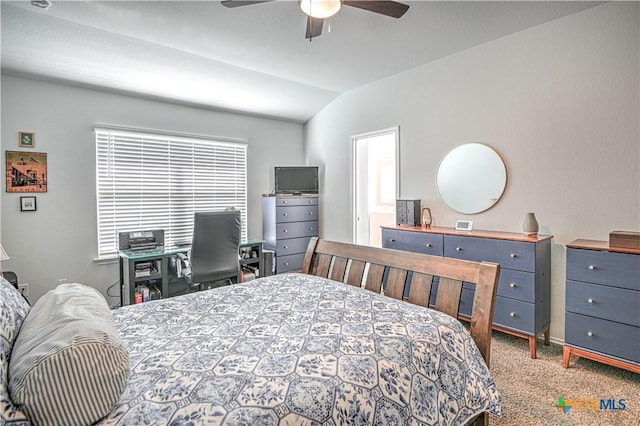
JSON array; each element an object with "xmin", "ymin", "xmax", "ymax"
[
  {"xmin": 497, "ymin": 269, "xmax": 536, "ymax": 302},
  {"xmin": 277, "ymin": 253, "xmax": 306, "ymax": 272},
  {"xmin": 493, "ymin": 297, "xmax": 535, "ymax": 334},
  {"xmin": 565, "ymin": 312, "xmax": 640, "ymax": 364},
  {"xmin": 276, "ymin": 221, "xmax": 318, "ymax": 239},
  {"xmin": 275, "ymin": 206, "xmax": 318, "ymax": 223},
  {"xmin": 458, "ymin": 291, "xmax": 536, "ymax": 334},
  {"xmin": 276, "ymin": 197, "xmax": 318, "ymax": 207},
  {"xmin": 382, "ymin": 229, "xmax": 444, "ymax": 256},
  {"xmin": 567, "ymin": 248, "xmax": 640, "ymax": 291},
  {"xmin": 444, "ymin": 236, "xmax": 535, "ymax": 272},
  {"xmin": 566, "ymin": 280, "xmax": 640, "ymax": 327},
  {"xmin": 276, "ymin": 237, "xmax": 313, "ymax": 257}
]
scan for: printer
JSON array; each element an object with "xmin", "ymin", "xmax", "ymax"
[{"xmin": 118, "ymin": 229, "xmax": 164, "ymax": 251}]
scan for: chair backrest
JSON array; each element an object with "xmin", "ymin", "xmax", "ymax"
[
  {"xmin": 301, "ymin": 237, "xmax": 500, "ymax": 365},
  {"xmin": 190, "ymin": 210, "xmax": 241, "ymax": 284}
]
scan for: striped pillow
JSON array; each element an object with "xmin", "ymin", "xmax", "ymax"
[{"xmin": 9, "ymin": 283, "xmax": 129, "ymax": 426}]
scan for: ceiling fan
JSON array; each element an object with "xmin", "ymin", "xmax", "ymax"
[{"xmin": 221, "ymin": 0, "xmax": 410, "ymax": 39}]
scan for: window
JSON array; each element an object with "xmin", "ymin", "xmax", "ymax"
[{"xmin": 95, "ymin": 127, "xmax": 247, "ymax": 259}]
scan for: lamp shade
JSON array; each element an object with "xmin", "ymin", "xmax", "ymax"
[
  {"xmin": 300, "ymin": 0, "xmax": 341, "ymax": 19},
  {"xmin": 0, "ymin": 245, "xmax": 9, "ymax": 262}
]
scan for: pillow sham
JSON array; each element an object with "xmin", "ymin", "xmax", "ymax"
[
  {"xmin": 9, "ymin": 283, "xmax": 129, "ymax": 426},
  {"xmin": 0, "ymin": 277, "xmax": 31, "ymax": 425}
]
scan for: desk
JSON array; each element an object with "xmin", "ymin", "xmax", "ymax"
[{"xmin": 119, "ymin": 239, "xmax": 264, "ymax": 306}]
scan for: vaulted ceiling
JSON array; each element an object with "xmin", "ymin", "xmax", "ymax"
[{"xmin": 1, "ymin": 1, "xmax": 603, "ymax": 123}]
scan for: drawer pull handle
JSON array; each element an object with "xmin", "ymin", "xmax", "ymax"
[
  {"xmin": 588, "ymin": 298, "xmax": 593, "ymax": 303},
  {"xmin": 283, "ymin": 229, "xmax": 288, "ymax": 233},
  {"xmin": 283, "ymin": 213, "xmax": 288, "ymax": 216},
  {"xmin": 425, "ymin": 243, "xmax": 432, "ymax": 248},
  {"xmin": 509, "ymin": 312, "xmax": 516, "ymax": 317},
  {"xmin": 309, "ymin": 212, "xmax": 313, "ymax": 215},
  {"xmin": 510, "ymin": 283, "xmax": 516, "ymax": 288},
  {"xmin": 283, "ymin": 246, "xmax": 288, "ymax": 249},
  {"xmin": 587, "ymin": 331, "xmax": 593, "ymax": 337},
  {"xmin": 283, "ymin": 201, "xmax": 288, "ymax": 204},
  {"xmin": 310, "ymin": 227, "xmax": 314, "ymax": 230},
  {"xmin": 284, "ymin": 262, "xmax": 289, "ymax": 266},
  {"xmin": 510, "ymin": 253, "xmax": 517, "ymax": 258},
  {"xmin": 390, "ymin": 239, "xmax": 396, "ymax": 242},
  {"xmin": 588, "ymin": 265, "xmax": 596, "ymax": 270},
  {"xmin": 456, "ymin": 247, "xmax": 462, "ymax": 251}
]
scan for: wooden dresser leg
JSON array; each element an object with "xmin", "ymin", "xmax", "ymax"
[
  {"xmin": 529, "ymin": 336, "xmax": 537, "ymax": 359},
  {"xmin": 544, "ymin": 329, "xmax": 550, "ymax": 346},
  {"xmin": 562, "ymin": 346, "xmax": 571, "ymax": 368}
]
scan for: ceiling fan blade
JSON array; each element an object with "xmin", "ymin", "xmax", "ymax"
[
  {"xmin": 305, "ymin": 16, "xmax": 324, "ymax": 39},
  {"xmin": 221, "ymin": 0, "xmax": 274, "ymax": 8},
  {"xmin": 342, "ymin": 1, "xmax": 409, "ymax": 18}
]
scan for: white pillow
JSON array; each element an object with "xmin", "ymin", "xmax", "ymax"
[{"xmin": 9, "ymin": 283, "xmax": 129, "ymax": 426}]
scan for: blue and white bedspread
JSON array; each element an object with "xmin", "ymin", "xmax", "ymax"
[{"xmin": 100, "ymin": 273, "xmax": 502, "ymax": 425}]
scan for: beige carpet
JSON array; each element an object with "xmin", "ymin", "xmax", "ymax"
[{"xmin": 487, "ymin": 331, "xmax": 639, "ymax": 425}]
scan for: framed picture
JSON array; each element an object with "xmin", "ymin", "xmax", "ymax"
[
  {"xmin": 20, "ymin": 196, "xmax": 37, "ymax": 212},
  {"xmin": 5, "ymin": 151, "xmax": 47, "ymax": 193},
  {"xmin": 18, "ymin": 131, "xmax": 35, "ymax": 148}
]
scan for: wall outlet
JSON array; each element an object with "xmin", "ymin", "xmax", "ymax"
[{"xmin": 18, "ymin": 283, "xmax": 29, "ymax": 297}]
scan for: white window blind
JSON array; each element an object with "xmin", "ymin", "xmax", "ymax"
[{"xmin": 95, "ymin": 127, "xmax": 247, "ymax": 259}]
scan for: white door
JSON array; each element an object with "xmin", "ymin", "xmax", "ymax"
[{"xmin": 352, "ymin": 127, "xmax": 399, "ymax": 247}]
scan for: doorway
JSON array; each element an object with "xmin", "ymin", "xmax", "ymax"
[{"xmin": 352, "ymin": 127, "xmax": 399, "ymax": 247}]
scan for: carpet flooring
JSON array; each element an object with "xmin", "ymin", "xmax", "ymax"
[{"xmin": 487, "ymin": 331, "xmax": 639, "ymax": 425}]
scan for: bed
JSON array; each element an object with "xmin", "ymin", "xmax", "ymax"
[{"xmin": 2, "ymin": 237, "xmax": 502, "ymax": 426}]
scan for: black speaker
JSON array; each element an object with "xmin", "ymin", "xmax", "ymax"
[
  {"xmin": 396, "ymin": 199, "xmax": 421, "ymax": 226},
  {"xmin": 261, "ymin": 249, "xmax": 274, "ymax": 277}
]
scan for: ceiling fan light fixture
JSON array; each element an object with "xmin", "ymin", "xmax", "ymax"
[
  {"xmin": 30, "ymin": 0, "xmax": 52, "ymax": 9},
  {"xmin": 300, "ymin": 0, "xmax": 341, "ymax": 19}
]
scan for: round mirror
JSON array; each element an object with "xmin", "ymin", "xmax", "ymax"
[{"xmin": 436, "ymin": 143, "xmax": 507, "ymax": 214}]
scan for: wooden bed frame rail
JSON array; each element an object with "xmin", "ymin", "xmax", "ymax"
[{"xmin": 301, "ymin": 237, "xmax": 500, "ymax": 366}]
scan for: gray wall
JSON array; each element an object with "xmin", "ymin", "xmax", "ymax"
[
  {"xmin": 1, "ymin": 76, "xmax": 304, "ymax": 305},
  {"xmin": 304, "ymin": 2, "xmax": 639, "ymax": 342}
]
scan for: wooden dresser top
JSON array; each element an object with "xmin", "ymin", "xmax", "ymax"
[
  {"xmin": 566, "ymin": 239, "xmax": 640, "ymax": 255},
  {"xmin": 381, "ymin": 225, "xmax": 553, "ymax": 243}
]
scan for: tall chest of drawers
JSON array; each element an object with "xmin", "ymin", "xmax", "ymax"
[
  {"xmin": 563, "ymin": 239, "xmax": 640, "ymax": 373},
  {"xmin": 382, "ymin": 225, "xmax": 552, "ymax": 358},
  {"xmin": 262, "ymin": 195, "xmax": 319, "ymax": 273}
]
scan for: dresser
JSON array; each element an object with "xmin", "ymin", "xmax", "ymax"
[
  {"xmin": 262, "ymin": 195, "xmax": 319, "ymax": 273},
  {"xmin": 563, "ymin": 239, "xmax": 640, "ymax": 373},
  {"xmin": 382, "ymin": 225, "xmax": 552, "ymax": 358}
]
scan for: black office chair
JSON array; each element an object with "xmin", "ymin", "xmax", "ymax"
[{"xmin": 187, "ymin": 210, "xmax": 241, "ymax": 290}]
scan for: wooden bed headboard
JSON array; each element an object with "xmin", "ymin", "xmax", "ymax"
[{"xmin": 301, "ymin": 237, "xmax": 500, "ymax": 366}]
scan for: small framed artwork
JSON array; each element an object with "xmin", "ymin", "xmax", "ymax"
[
  {"xmin": 5, "ymin": 151, "xmax": 47, "ymax": 193},
  {"xmin": 20, "ymin": 196, "xmax": 37, "ymax": 212},
  {"xmin": 18, "ymin": 131, "xmax": 35, "ymax": 148}
]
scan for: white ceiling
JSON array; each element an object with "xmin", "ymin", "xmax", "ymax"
[{"xmin": 1, "ymin": 1, "xmax": 603, "ymax": 123}]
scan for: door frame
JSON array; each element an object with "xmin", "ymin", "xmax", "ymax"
[{"xmin": 351, "ymin": 126, "xmax": 400, "ymax": 245}]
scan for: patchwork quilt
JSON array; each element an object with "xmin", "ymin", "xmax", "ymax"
[{"xmin": 99, "ymin": 273, "xmax": 502, "ymax": 425}]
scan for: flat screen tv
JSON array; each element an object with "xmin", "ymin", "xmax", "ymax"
[{"xmin": 274, "ymin": 166, "xmax": 319, "ymax": 195}]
